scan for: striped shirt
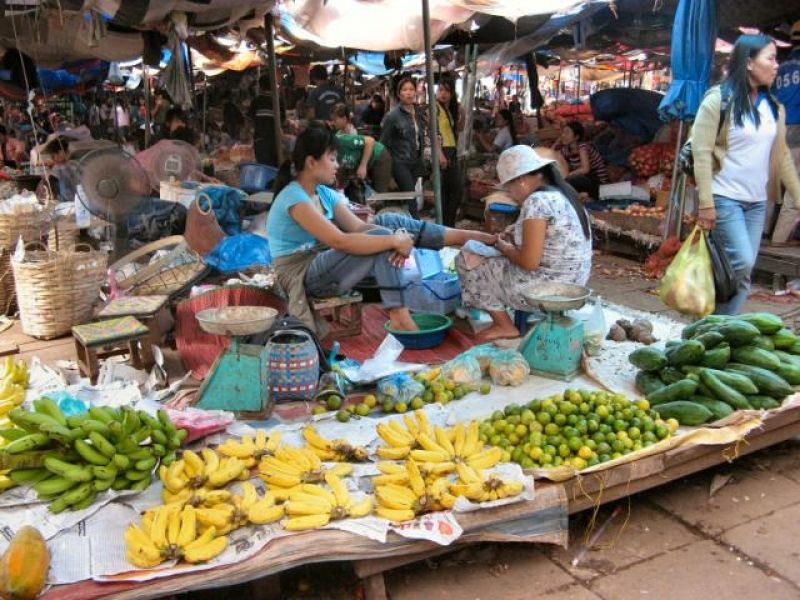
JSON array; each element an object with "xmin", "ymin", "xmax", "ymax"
[{"xmin": 561, "ymin": 142, "xmax": 608, "ymax": 183}]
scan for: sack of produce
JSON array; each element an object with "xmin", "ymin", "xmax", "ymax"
[
  {"xmin": 658, "ymin": 226, "xmax": 714, "ymax": 317},
  {"xmin": 377, "ymin": 372, "xmax": 425, "ymax": 406},
  {"xmin": 488, "ymin": 350, "xmax": 530, "ymax": 386},
  {"xmin": 442, "ymin": 354, "xmax": 482, "ymax": 386}
]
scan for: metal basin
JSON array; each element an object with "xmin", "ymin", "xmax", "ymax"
[
  {"xmin": 196, "ymin": 306, "xmax": 278, "ymax": 336},
  {"xmin": 519, "ymin": 282, "xmax": 592, "ymax": 312}
]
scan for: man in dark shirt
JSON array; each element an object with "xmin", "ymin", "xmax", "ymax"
[
  {"xmin": 306, "ymin": 65, "xmax": 344, "ymax": 121},
  {"xmin": 248, "ymin": 74, "xmax": 285, "ymax": 167},
  {"xmin": 161, "ymin": 107, "xmax": 197, "ymax": 145}
]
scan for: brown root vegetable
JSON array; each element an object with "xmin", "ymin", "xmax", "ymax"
[
  {"xmin": 607, "ymin": 323, "xmax": 627, "ymax": 342},
  {"xmin": 638, "ymin": 334, "xmax": 658, "ymax": 345},
  {"xmin": 632, "ymin": 319, "xmax": 654, "ymax": 333},
  {"xmin": 616, "ymin": 319, "xmax": 633, "ymax": 335}
]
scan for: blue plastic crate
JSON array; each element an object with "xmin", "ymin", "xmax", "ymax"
[
  {"xmin": 239, "ymin": 163, "xmax": 278, "ymax": 193},
  {"xmin": 404, "ymin": 272, "xmax": 461, "ymax": 314}
]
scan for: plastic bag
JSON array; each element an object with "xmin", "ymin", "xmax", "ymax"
[
  {"xmin": 658, "ymin": 225, "xmax": 715, "ymax": 317},
  {"xmin": 442, "ymin": 354, "xmax": 482, "ymax": 386},
  {"xmin": 487, "ymin": 350, "xmax": 530, "ymax": 386},
  {"xmin": 707, "ymin": 232, "xmax": 736, "ymax": 303},
  {"xmin": 377, "ymin": 372, "xmax": 425, "ymax": 406},
  {"xmin": 204, "ymin": 233, "xmax": 272, "ymax": 273}
]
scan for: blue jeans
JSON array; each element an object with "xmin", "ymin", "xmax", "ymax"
[
  {"xmin": 304, "ymin": 213, "xmax": 445, "ymax": 309},
  {"xmin": 712, "ymin": 195, "xmax": 766, "ymax": 315}
]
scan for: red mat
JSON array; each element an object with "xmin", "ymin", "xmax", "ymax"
[{"xmin": 325, "ymin": 304, "xmax": 476, "ymax": 364}]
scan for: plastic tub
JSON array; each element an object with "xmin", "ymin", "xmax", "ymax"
[
  {"xmin": 239, "ymin": 163, "xmax": 278, "ymax": 193},
  {"xmin": 404, "ymin": 272, "xmax": 461, "ymax": 314},
  {"xmin": 384, "ymin": 312, "xmax": 452, "ymax": 349}
]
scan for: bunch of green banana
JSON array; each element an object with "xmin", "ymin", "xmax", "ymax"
[{"xmin": 0, "ymin": 401, "xmax": 188, "ymax": 513}]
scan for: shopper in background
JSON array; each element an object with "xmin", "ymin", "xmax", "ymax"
[
  {"xmin": 380, "ymin": 75, "xmax": 425, "ymax": 217},
  {"xmin": 692, "ymin": 34, "xmax": 800, "ymax": 315},
  {"xmin": 360, "ymin": 94, "xmax": 386, "ymax": 134},
  {"xmin": 555, "ymin": 120, "xmax": 609, "ymax": 199},
  {"xmin": 329, "ymin": 105, "xmax": 393, "ymax": 193},
  {"xmin": 306, "ymin": 65, "xmax": 345, "ymax": 122},
  {"xmin": 248, "ymin": 74, "xmax": 286, "ymax": 167},
  {"xmin": 475, "ymin": 109, "xmax": 517, "ymax": 153},
  {"xmin": 436, "ymin": 78, "xmax": 463, "ymax": 226},
  {"xmin": 771, "ymin": 19, "xmax": 800, "ymax": 244}
]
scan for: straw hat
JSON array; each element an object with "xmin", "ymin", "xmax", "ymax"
[{"xmin": 496, "ymin": 145, "xmax": 556, "ymax": 186}]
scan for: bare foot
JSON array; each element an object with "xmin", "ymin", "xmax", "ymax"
[
  {"xmin": 477, "ymin": 324, "xmax": 520, "ymax": 341},
  {"xmin": 389, "ymin": 312, "xmax": 419, "ymax": 332},
  {"xmin": 472, "ymin": 231, "xmax": 497, "ymax": 245}
]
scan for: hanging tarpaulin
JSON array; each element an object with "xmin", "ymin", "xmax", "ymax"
[
  {"xmin": 347, "ymin": 52, "xmax": 424, "ymax": 76},
  {"xmin": 524, "ymin": 54, "xmax": 544, "ymax": 109},
  {"xmin": 161, "ymin": 13, "xmax": 193, "ymax": 108}
]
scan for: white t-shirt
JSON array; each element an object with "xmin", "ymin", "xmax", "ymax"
[
  {"xmin": 115, "ymin": 105, "xmax": 130, "ymax": 128},
  {"xmin": 712, "ymin": 97, "xmax": 777, "ymax": 202},
  {"xmin": 493, "ymin": 126, "xmax": 513, "ymax": 152}
]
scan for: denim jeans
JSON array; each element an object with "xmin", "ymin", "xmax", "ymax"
[
  {"xmin": 304, "ymin": 213, "xmax": 445, "ymax": 309},
  {"xmin": 712, "ymin": 195, "xmax": 766, "ymax": 315}
]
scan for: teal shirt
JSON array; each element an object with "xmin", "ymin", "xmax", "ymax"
[
  {"xmin": 267, "ymin": 182, "xmax": 344, "ymax": 258},
  {"xmin": 335, "ymin": 133, "xmax": 385, "ymax": 170}
]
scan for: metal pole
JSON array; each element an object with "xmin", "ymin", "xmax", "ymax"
[
  {"xmin": 143, "ymin": 64, "xmax": 152, "ymax": 148},
  {"xmin": 458, "ymin": 44, "xmax": 478, "ymax": 159},
  {"xmin": 202, "ymin": 81, "xmax": 208, "ymax": 151},
  {"xmin": 265, "ymin": 11, "xmax": 284, "ymax": 165},
  {"xmin": 422, "ymin": 0, "xmax": 442, "ymax": 224},
  {"xmin": 664, "ymin": 119, "xmax": 685, "ymax": 240}
]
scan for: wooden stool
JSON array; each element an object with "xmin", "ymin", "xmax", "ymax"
[
  {"xmin": 95, "ymin": 295, "xmax": 171, "ymax": 365},
  {"xmin": 312, "ymin": 292, "xmax": 363, "ymax": 340},
  {"xmin": 72, "ymin": 316, "xmax": 152, "ymax": 385}
]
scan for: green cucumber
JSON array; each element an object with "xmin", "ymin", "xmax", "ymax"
[
  {"xmin": 690, "ymin": 396, "xmax": 735, "ymax": 421},
  {"xmin": 660, "ymin": 367, "xmax": 686, "ymax": 385},
  {"xmin": 653, "ymin": 401, "xmax": 713, "ymax": 425},
  {"xmin": 701, "ymin": 369, "xmax": 759, "ymax": 395},
  {"xmin": 718, "ymin": 320, "xmax": 762, "ymax": 346},
  {"xmin": 682, "ymin": 316, "xmax": 727, "ymax": 339},
  {"xmin": 646, "ymin": 379, "xmax": 698, "ymax": 406},
  {"xmin": 629, "ymin": 347, "xmax": 668, "ymax": 373},
  {"xmin": 751, "ymin": 336, "xmax": 776, "ymax": 351},
  {"xmin": 694, "ymin": 331, "xmax": 725, "ymax": 349},
  {"xmin": 731, "ymin": 346, "xmax": 781, "ymax": 371},
  {"xmin": 726, "ymin": 364, "xmax": 794, "ymax": 399},
  {"xmin": 666, "ymin": 340, "xmax": 706, "ymax": 367},
  {"xmin": 774, "ymin": 350, "xmax": 800, "ymax": 367},
  {"xmin": 746, "ymin": 395, "xmax": 781, "ymax": 410},
  {"xmin": 701, "ymin": 344, "xmax": 731, "ymax": 369},
  {"xmin": 699, "ymin": 370, "xmax": 752, "ymax": 410},
  {"xmin": 772, "ymin": 328, "xmax": 797, "ymax": 350},
  {"xmin": 789, "ymin": 340, "xmax": 800, "ymax": 355},
  {"xmin": 635, "ymin": 371, "xmax": 666, "ymax": 396},
  {"xmin": 774, "ymin": 362, "xmax": 800, "ymax": 385},
  {"xmin": 737, "ymin": 313, "xmax": 785, "ymax": 335}
]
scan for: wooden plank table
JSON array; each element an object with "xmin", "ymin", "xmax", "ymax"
[{"xmin": 756, "ymin": 244, "xmax": 800, "ymax": 285}]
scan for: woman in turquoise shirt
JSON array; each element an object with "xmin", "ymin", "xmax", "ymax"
[{"xmin": 267, "ymin": 124, "xmax": 495, "ymax": 333}]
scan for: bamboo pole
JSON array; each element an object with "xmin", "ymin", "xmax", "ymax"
[
  {"xmin": 422, "ymin": 0, "xmax": 442, "ymax": 224},
  {"xmin": 265, "ymin": 12, "xmax": 284, "ymax": 165}
]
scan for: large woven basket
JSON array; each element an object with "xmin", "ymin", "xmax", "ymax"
[
  {"xmin": 47, "ymin": 216, "xmax": 80, "ymax": 250},
  {"xmin": 12, "ymin": 243, "xmax": 108, "ymax": 339},
  {"xmin": 0, "ymin": 248, "xmax": 11, "ymax": 315},
  {"xmin": 0, "ymin": 209, "xmax": 52, "ymax": 249}
]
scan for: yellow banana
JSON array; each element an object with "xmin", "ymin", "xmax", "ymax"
[
  {"xmin": 372, "ymin": 473, "xmax": 409, "ymax": 486},
  {"xmin": 405, "ymin": 460, "xmax": 425, "ymax": 497},
  {"xmin": 207, "ymin": 458, "xmax": 244, "ymax": 488},
  {"xmin": 182, "ymin": 450, "xmax": 205, "ymax": 479},
  {"xmin": 435, "ymin": 426, "xmax": 455, "ymax": 456},
  {"xmin": 285, "ymin": 495, "xmax": 333, "ymax": 516},
  {"xmin": 149, "ymin": 506, "xmax": 170, "ymax": 549},
  {"xmin": 466, "ymin": 447, "xmax": 502, "ymax": 470},
  {"xmin": 375, "ymin": 486, "xmax": 415, "ymax": 510},
  {"xmin": 196, "ymin": 508, "xmax": 232, "ymax": 529},
  {"xmin": 302, "ymin": 426, "xmax": 331, "ymax": 451},
  {"xmin": 176, "ymin": 505, "xmax": 197, "ymax": 547},
  {"xmin": 201, "ymin": 448, "xmax": 220, "ymax": 478},
  {"xmin": 294, "ymin": 482, "xmax": 337, "ymax": 507},
  {"xmin": 167, "ymin": 505, "xmax": 182, "ymax": 545},
  {"xmin": 284, "ymin": 513, "xmax": 331, "ymax": 531},
  {"xmin": 410, "ymin": 449, "xmax": 450, "ymax": 463},
  {"xmin": 375, "ymin": 507, "xmax": 415, "ymax": 522},
  {"xmin": 462, "ymin": 421, "xmax": 481, "ymax": 457},
  {"xmin": 377, "ymin": 462, "xmax": 405, "ymax": 475},
  {"xmin": 248, "ymin": 500, "xmax": 284, "ymax": 525},
  {"xmin": 324, "ymin": 473, "xmax": 351, "ymax": 508},
  {"xmin": 348, "ymin": 496, "xmax": 373, "ymax": 518},
  {"xmin": 124, "ymin": 525, "xmax": 162, "ymax": 568},
  {"xmin": 183, "ymin": 534, "xmax": 227, "ymax": 564},
  {"xmin": 261, "ymin": 471, "xmax": 303, "ymax": 488},
  {"xmin": 453, "ymin": 423, "xmax": 466, "ymax": 456},
  {"xmin": 377, "ymin": 446, "xmax": 411, "ymax": 460}
]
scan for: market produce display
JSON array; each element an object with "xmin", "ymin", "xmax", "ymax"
[
  {"xmin": 0, "ymin": 526, "xmax": 49, "ymax": 600},
  {"xmin": 630, "ymin": 313, "xmax": 799, "ymax": 425},
  {"xmin": 628, "ymin": 143, "xmax": 675, "ymax": 178},
  {"xmin": 283, "ymin": 473, "xmax": 372, "ymax": 531},
  {"xmin": 479, "ymin": 390, "xmax": 675, "ymax": 470},
  {"xmin": 0, "ymin": 357, "xmax": 29, "ymax": 413},
  {"xmin": 608, "ymin": 205, "xmax": 665, "ymax": 218},
  {"xmin": 0, "ymin": 404, "xmax": 187, "ymax": 512}
]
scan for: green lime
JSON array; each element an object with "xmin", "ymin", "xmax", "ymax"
[
  {"xmin": 336, "ymin": 410, "xmax": 350, "ymax": 423},
  {"xmin": 544, "ymin": 423, "xmax": 560, "ymax": 436},
  {"xmin": 355, "ymin": 403, "xmax": 371, "ymax": 417},
  {"xmin": 554, "ymin": 414, "xmax": 567, "ymax": 426},
  {"xmin": 363, "ymin": 394, "xmax": 377, "ymax": 408},
  {"xmin": 394, "ymin": 402, "xmax": 408, "ymax": 413},
  {"xmin": 382, "ymin": 401, "xmax": 394, "ymax": 413},
  {"xmin": 312, "ymin": 406, "xmax": 327, "ymax": 415},
  {"xmin": 410, "ymin": 397, "xmax": 425, "ymax": 410},
  {"xmin": 480, "ymin": 383, "xmax": 492, "ymax": 395},
  {"xmin": 326, "ymin": 395, "xmax": 343, "ymax": 410},
  {"xmin": 567, "ymin": 437, "xmax": 583, "ymax": 452}
]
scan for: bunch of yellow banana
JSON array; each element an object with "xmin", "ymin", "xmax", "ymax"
[
  {"xmin": 0, "ymin": 358, "xmax": 27, "ymax": 416},
  {"xmin": 161, "ymin": 484, "xmax": 232, "ymax": 508},
  {"xmin": 159, "ymin": 449, "xmax": 246, "ymax": 493},
  {"xmin": 410, "ymin": 422, "xmax": 502, "ymax": 471},
  {"xmin": 0, "ymin": 469, "xmax": 16, "ymax": 491},
  {"xmin": 126, "ymin": 504, "xmax": 227, "ymax": 568},
  {"xmin": 191, "ymin": 481, "xmax": 285, "ymax": 534},
  {"xmin": 217, "ymin": 430, "xmax": 280, "ymax": 468},
  {"xmin": 374, "ymin": 461, "xmax": 455, "ymax": 486},
  {"xmin": 375, "ymin": 411, "xmax": 434, "ymax": 460},
  {"xmin": 449, "ymin": 463, "xmax": 524, "ymax": 503},
  {"xmin": 258, "ymin": 446, "xmax": 351, "ymax": 491},
  {"xmin": 282, "ymin": 473, "xmax": 373, "ymax": 531},
  {"xmin": 373, "ymin": 460, "xmax": 456, "ymax": 522},
  {"xmin": 303, "ymin": 426, "xmax": 368, "ymax": 462}
]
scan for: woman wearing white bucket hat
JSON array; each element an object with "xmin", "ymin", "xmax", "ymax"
[{"xmin": 456, "ymin": 145, "xmax": 592, "ymax": 341}]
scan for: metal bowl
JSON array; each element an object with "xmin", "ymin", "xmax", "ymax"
[
  {"xmin": 196, "ymin": 306, "xmax": 278, "ymax": 336},
  {"xmin": 519, "ymin": 282, "xmax": 592, "ymax": 312}
]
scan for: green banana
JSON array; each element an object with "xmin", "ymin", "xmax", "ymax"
[
  {"xmin": 130, "ymin": 478, "xmax": 150, "ymax": 492},
  {"xmin": 87, "ymin": 406, "xmax": 113, "ymax": 424},
  {"xmin": 139, "ymin": 412, "xmax": 162, "ymax": 431},
  {"xmin": 158, "ymin": 409, "xmax": 176, "ymax": 435},
  {"xmin": 150, "ymin": 429, "xmax": 168, "ymax": 446},
  {"xmin": 4, "ymin": 433, "xmax": 50, "ymax": 454},
  {"xmin": 162, "ymin": 450, "xmax": 176, "ymax": 466},
  {"xmin": 91, "ymin": 464, "xmax": 118, "ymax": 480},
  {"xmin": 43, "ymin": 457, "xmax": 93, "ymax": 482},
  {"xmin": 70, "ymin": 489, "xmax": 97, "ymax": 510},
  {"xmin": 111, "ymin": 477, "xmax": 129, "ymax": 491},
  {"xmin": 60, "ymin": 482, "xmax": 93, "ymax": 506},
  {"xmin": 0, "ymin": 428, "xmax": 29, "ymax": 441},
  {"xmin": 9, "ymin": 468, "xmax": 49, "ymax": 485},
  {"xmin": 49, "ymin": 496, "xmax": 70, "ymax": 513},
  {"xmin": 107, "ymin": 421, "xmax": 124, "ymax": 442},
  {"xmin": 127, "ymin": 448, "xmax": 152, "ymax": 462},
  {"xmin": 115, "ymin": 438, "xmax": 139, "ymax": 455},
  {"xmin": 35, "ymin": 475, "xmax": 79, "ymax": 496},
  {"xmin": 33, "ymin": 397, "xmax": 67, "ymax": 426},
  {"xmin": 131, "ymin": 426, "xmax": 151, "ymax": 444},
  {"xmin": 88, "ymin": 432, "xmax": 116, "ymax": 459},
  {"xmin": 151, "ymin": 444, "xmax": 166, "ymax": 457},
  {"xmin": 124, "ymin": 469, "xmax": 151, "ymax": 482},
  {"xmin": 8, "ymin": 409, "xmax": 60, "ymax": 432},
  {"xmin": 112, "ymin": 454, "xmax": 130, "ymax": 469},
  {"xmin": 134, "ymin": 457, "xmax": 156, "ymax": 472},
  {"xmin": 74, "ymin": 440, "xmax": 110, "ymax": 466},
  {"xmin": 93, "ymin": 478, "xmax": 114, "ymax": 492},
  {"xmin": 79, "ymin": 419, "xmax": 110, "ymax": 436},
  {"xmin": 38, "ymin": 423, "xmax": 81, "ymax": 445}
]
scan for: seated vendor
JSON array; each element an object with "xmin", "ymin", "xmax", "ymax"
[
  {"xmin": 554, "ymin": 121, "xmax": 608, "ymax": 199},
  {"xmin": 475, "ymin": 109, "xmax": 517, "ymax": 154},
  {"xmin": 41, "ymin": 136, "xmax": 78, "ymax": 203},
  {"xmin": 329, "ymin": 104, "xmax": 392, "ymax": 193},
  {"xmin": 160, "ymin": 107, "xmax": 198, "ymax": 146},
  {"xmin": 456, "ymin": 145, "xmax": 592, "ymax": 341},
  {"xmin": 267, "ymin": 124, "xmax": 496, "ymax": 333}
]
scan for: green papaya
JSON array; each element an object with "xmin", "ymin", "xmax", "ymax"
[
  {"xmin": 700, "ymin": 344, "xmax": 730, "ymax": 369},
  {"xmin": 653, "ymin": 401, "xmax": 713, "ymax": 426},
  {"xmin": 731, "ymin": 346, "xmax": 781, "ymax": 371},
  {"xmin": 725, "ymin": 364, "xmax": 793, "ymax": 399},
  {"xmin": 772, "ymin": 328, "xmax": 797, "ymax": 350},
  {"xmin": 629, "ymin": 347, "xmax": 668, "ymax": 373},
  {"xmin": 690, "ymin": 396, "xmax": 735, "ymax": 421},
  {"xmin": 737, "ymin": 313, "xmax": 785, "ymax": 335},
  {"xmin": 717, "ymin": 320, "xmax": 762, "ymax": 346},
  {"xmin": 635, "ymin": 371, "xmax": 666, "ymax": 396},
  {"xmin": 666, "ymin": 340, "xmax": 706, "ymax": 367}
]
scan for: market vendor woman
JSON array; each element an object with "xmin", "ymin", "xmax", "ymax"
[
  {"xmin": 268, "ymin": 125, "xmax": 496, "ymax": 333},
  {"xmin": 456, "ymin": 145, "xmax": 592, "ymax": 341}
]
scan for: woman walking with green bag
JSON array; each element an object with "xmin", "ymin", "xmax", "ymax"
[{"xmin": 692, "ymin": 34, "xmax": 800, "ymax": 314}]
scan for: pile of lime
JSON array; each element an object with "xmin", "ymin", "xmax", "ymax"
[
  {"xmin": 311, "ymin": 393, "xmax": 379, "ymax": 422},
  {"xmin": 479, "ymin": 389, "xmax": 678, "ymax": 470},
  {"xmin": 378, "ymin": 371, "xmax": 491, "ymax": 415}
]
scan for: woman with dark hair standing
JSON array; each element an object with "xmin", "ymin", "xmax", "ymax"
[
  {"xmin": 692, "ymin": 34, "xmax": 800, "ymax": 314},
  {"xmin": 556, "ymin": 120, "xmax": 608, "ymax": 199},
  {"xmin": 436, "ymin": 78, "xmax": 462, "ymax": 226},
  {"xmin": 380, "ymin": 75, "xmax": 425, "ymax": 216},
  {"xmin": 267, "ymin": 125, "xmax": 495, "ymax": 333}
]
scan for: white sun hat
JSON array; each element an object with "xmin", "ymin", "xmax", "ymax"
[{"xmin": 496, "ymin": 145, "xmax": 556, "ymax": 186}]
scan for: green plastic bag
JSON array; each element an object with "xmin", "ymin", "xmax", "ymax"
[{"xmin": 658, "ymin": 226, "xmax": 715, "ymax": 317}]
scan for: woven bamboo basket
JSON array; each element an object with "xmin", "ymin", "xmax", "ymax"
[
  {"xmin": 12, "ymin": 243, "xmax": 108, "ymax": 339},
  {"xmin": 0, "ymin": 248, "xmax": 11, "ymax": 315},
  {"xmin": 0, "ymin": 208, "xmax": 52, "ymax": 314},
  {"xmin": 47, "ymin": 216, "xmax": 80, "ymax": 250}
]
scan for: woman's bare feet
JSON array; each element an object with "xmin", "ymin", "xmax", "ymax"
[
  {"xmin": 478, "ymin": 324, "xmax": 521, "ymax": 341},
  {"xmin": 388, "ymin": 308, "xmax": 419, "ymax": 331}
]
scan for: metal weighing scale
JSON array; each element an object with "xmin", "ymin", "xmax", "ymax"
[
  {"xmin": 517, "ymin": 283, "xmax": 592, "ymax": 381},
  {"xmin": 195, "ymin": 306, "xmax": 278, "ymax": 418}
]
